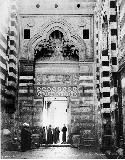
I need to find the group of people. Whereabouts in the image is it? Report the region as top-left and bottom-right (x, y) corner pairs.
(42, 124), (67, 144)
(46, 125), (60, 144)
(21, 123), (67, 152)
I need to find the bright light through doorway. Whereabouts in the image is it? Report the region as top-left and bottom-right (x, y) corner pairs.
(43, 97), (68, 129)
(43, 97), (68, 143)
(51, 99), (67, 129)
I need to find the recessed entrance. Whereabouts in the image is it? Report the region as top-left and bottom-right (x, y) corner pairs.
(43, 96), (70, 143)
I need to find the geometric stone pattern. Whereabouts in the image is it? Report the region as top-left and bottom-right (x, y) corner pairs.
(35, 86), (78, 98)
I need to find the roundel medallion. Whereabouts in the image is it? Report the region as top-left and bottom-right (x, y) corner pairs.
(27, 18), (35, 27)
(79, 18), (86, 27)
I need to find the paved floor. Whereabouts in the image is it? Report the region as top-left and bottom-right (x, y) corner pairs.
(1, 146), (106, 159)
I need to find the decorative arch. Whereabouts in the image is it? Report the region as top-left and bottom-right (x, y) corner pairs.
(27, 19), (86, 61)
(46, 26), (68, 40)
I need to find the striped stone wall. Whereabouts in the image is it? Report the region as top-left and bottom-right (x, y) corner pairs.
(109, 0), (118, 146)
(68, 64), (95, 147)
(7, 0), (19, 114)
(0, 1), (11, 130)
(118, 0), (125, 66)
(95, 0), (119, 149)
(100, 8), (111, 150)
(78, 63), (95, 147)
(95, 1), (111, 150)
(94, 5), (102, 148)
(0, 1), (10, 111)
(117, 0), (125, 150)
(0, 0), (19, 131)
(18, 60), (34, 126)
(17, 59), (96, 146)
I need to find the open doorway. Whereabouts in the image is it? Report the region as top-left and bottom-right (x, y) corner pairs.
(43, 97), (70, 143)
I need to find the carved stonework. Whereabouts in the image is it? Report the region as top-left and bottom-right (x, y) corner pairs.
(23, 45), (28, 54)
(71, 106), (93, 113)
(118, 44), (125, 67)
(20, 15), (93, 62)
(79, 63), (93, 74)
(35, 74), (79, 85)
(34, 32), (80, 62)
(20, 40), (30, 60)
(80, 65), (90, 73)
(71, 114), (93, 122)
(79, 18), (87, 27)
(27, 18), (35, 27)
(35, 86), (78, 98)
(84, 41), (92, 61)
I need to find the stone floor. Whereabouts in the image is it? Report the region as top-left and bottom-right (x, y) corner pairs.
(1, 146), (106, 159)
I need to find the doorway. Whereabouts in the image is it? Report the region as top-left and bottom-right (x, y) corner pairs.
(43, 97), (70, 143)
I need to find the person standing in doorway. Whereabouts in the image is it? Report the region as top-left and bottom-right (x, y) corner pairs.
(56, 127), (60, 143)
(47, 125), (53, 144)
(53, 127), (57, 144)
(42, 127), (46, 144)
(62, 124), (67, 144)
(39, 127), (43, 146)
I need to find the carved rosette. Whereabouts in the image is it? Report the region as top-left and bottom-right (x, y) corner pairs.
(79, 18), (87, 27)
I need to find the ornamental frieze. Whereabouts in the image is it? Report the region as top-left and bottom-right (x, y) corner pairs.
(35, 86), (78, 98)
(35, 74), (79, 85)
(71, 114), (93, 121)
(71, 106), (93, 113)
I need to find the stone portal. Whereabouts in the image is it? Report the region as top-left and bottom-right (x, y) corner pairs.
(18, 15), (96, 146)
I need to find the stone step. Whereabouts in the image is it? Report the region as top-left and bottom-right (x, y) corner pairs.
(82, 139), (95, 147)
(83, 139), (95, 141)
(41, 144), (71, 147)
(41, 143), (96, 148)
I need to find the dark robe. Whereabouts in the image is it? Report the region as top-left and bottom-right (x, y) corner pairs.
(53, 128), (57, 144)
(56, 128), (60, 142)
(39, 127), (43, 145)
(62, 126), (67, 142)
(42, 128), (46, 144)
(47, 127), (53, 144)
(21, 127), (31, 152)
